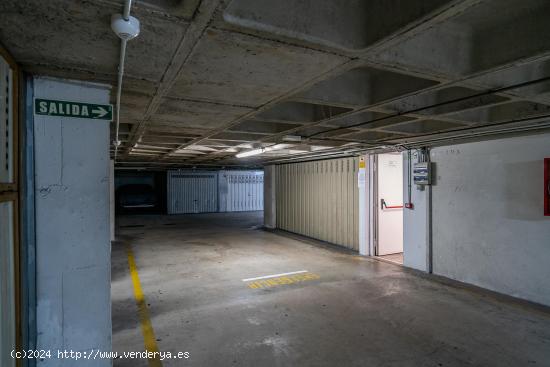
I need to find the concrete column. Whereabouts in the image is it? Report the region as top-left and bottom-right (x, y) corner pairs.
(33, 77), (112, 366)
(402, 150), (429, 272)
(367, 154), (376, 256)
(263, 165), (276, 229)
(358, 155), (368, 255)
(110, 159), (115, 242)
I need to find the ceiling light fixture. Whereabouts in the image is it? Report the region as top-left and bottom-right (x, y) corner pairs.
(282, 135), (302, 142)
(235, 143), (287, 158)
(236, 148), (264, 158)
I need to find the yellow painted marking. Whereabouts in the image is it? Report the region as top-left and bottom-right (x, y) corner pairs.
(126, 244), (163, 367)
(246, 272), (320, 289)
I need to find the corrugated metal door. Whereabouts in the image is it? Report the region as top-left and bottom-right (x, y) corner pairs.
(275, 157), (359, 251)
(167, 171), (218, 214)
(219, 171), (263, 212)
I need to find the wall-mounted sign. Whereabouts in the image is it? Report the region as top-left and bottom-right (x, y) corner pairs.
(34, 98), (113, 120)
(358, 157), (366, 188)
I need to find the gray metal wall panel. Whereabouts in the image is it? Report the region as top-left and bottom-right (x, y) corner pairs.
(167, 171), (218, 214)
(275, 157), (359, 250)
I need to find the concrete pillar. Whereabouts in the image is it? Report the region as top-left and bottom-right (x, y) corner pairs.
(358, 155), (368, 255)
(110, 159), (115, 242)
(402, 150), (429, 272)
(263, 165), (276, 229)
(33, 77), (112, 365)
(368, 154), (376, 256)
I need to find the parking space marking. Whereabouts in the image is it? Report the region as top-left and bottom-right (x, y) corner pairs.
(245, 271), (320, 289)
(242, 270), (308, 282)
(126, 243), (163, 367)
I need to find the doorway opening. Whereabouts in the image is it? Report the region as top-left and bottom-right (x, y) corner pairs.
(375, 153), (404, 265)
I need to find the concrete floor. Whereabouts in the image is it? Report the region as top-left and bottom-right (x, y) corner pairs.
(112, 212), (550, 367)
(378, 253), (404, 265)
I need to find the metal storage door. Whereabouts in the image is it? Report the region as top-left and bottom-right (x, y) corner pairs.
(220, 171), (264, 212)
(275, 157), (359, 251)
(167, 171), (218, 214)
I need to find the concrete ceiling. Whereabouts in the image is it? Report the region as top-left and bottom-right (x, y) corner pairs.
(2, 0), (550, 168)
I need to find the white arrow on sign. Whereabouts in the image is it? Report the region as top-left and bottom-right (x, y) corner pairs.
(92, 106), (108, 118)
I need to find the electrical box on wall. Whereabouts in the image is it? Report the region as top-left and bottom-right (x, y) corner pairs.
(413, 162), (431, 186)
(545, 158), (550, 216)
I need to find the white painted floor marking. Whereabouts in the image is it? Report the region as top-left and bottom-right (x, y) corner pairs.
(242, 270), (308, 282)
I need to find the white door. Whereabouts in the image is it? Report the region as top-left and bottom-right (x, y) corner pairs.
(377, 153), (403, 255)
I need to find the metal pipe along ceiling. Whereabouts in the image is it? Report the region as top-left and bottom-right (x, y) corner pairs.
(114, 0), (133, 162)
(123, 0), (132, 20)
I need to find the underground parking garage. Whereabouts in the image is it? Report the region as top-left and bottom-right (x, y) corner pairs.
(1, 0), (550, 366)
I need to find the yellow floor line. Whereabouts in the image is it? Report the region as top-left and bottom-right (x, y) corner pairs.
(126, 243), (163, 367)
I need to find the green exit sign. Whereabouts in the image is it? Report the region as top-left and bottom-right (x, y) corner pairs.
(34, 98), (113, 120)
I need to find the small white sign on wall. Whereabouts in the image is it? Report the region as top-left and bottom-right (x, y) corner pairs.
(358, 157), (366, 188)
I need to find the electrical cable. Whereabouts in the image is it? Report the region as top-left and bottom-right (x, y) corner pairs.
(305, 75), (550, 139)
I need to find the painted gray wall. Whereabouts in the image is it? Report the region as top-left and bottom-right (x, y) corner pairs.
(263, 165), (276, 229)
(430, 133), (550, 306)
(34, 77), (111, 366)
(402, 151), (429, 272)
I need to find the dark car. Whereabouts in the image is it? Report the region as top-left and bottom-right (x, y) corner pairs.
(116, 184), (157, 210)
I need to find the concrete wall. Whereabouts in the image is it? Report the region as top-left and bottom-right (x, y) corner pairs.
(34, 77), (111, 366)
(430, 133), (550, 306)
(402, 151), (429, 272)
(263, 165), (276, 229)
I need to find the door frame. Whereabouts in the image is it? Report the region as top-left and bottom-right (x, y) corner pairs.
(372, 155), (380, 255)
(0, 45), (19, 193)
(373, 152), (404, 257)
(0, 192), (20, 355)
(0, 43), (21, 365)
